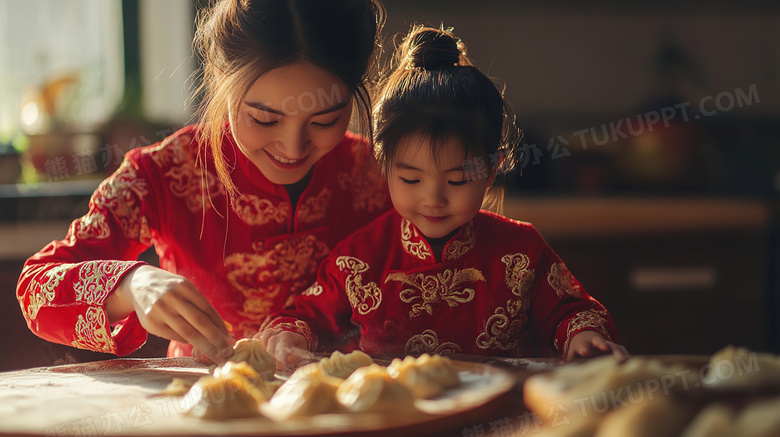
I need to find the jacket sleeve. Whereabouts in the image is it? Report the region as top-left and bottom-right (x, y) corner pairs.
(16, 154), (158, 356)
(527, 232), (618, 359)
(263, 249), (358, 352)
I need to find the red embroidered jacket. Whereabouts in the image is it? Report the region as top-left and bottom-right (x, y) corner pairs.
(16, 126), (390, 356)
(267, 210), (618, 358)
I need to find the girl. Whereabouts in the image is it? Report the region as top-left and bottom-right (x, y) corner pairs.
(260, 25), (628, 365)
(16, 0), (391, 364)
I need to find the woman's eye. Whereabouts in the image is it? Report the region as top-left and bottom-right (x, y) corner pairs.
(313, 118), (339, 129)
(249, 115), (278, 127)
(449, 180), (468, 186)
(400, 178), (419, 185)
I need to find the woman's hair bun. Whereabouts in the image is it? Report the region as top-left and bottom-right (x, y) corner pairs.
(400, 26), (463, 70)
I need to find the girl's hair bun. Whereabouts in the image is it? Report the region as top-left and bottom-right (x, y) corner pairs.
(400, 26), (464, 70)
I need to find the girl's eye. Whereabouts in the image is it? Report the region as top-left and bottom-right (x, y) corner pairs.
(449, 180), (469, 186)
(249, 115), (278, 127)
(400, 177), (419, 185)
(313, 118), (339, 129)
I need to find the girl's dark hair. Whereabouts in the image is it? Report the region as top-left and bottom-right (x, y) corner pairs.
(193, 0), (385, 201)
(374, 25), (521, 212)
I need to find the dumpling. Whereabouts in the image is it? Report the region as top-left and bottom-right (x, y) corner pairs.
(702, 345), (780, 391)
(212, 360), (276, 399)
(336, 364), (415, 413)
(158, 377), (194, 397)
(524, 356), (693, 424)
(596, 394), (695, 437)
(291, 350), (374, 381)
(680, 404), (736, 437)
(732, 397), (780, 436)
(263, 373), (344, 419)
(387, 353), (460, 399)
(181, 364), (268, 420)
(223, 338), (276, 379)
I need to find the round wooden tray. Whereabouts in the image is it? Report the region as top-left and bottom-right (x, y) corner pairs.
(0, 356), (516, 436)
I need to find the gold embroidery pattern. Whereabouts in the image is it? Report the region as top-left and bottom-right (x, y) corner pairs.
(400, 219), (433, 262)
(146, 133), (225, 212)
(226, 235), (330, 333)
(548, 262), (582, 298)
(72, 307), (113, 353)
(386, 268), (485, 318)
(405, 329), (463, 355)
(336, 142), (387, 213)
(73, 212), (110, 241)
(558, 309), (611, 357)
(336, 256), (382, 315)
(237, 285), (282, 339)
(476, 307), (522, 351)
(73, 261), (127, 304)
(234, 194), (289, 226)
(24, 265), (69, 320)
(297, 188), (331, 224)
(443, 221), (475, 261)
(93, 161), (152, 245)
(302, 283), (323, 296)
(503, 253), (535, 299)
(475, 253), (535, 351)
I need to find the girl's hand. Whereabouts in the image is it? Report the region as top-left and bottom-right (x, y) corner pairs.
(107, 265), (234, 364)
(565, 330), (630, 363)
(255, 329), (310, 370)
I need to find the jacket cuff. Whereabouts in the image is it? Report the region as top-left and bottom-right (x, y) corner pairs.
(554, 309), (612, 358)
(265, 316), (317, 351)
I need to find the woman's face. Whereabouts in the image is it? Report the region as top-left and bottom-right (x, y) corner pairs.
(230, 62), (354, 185)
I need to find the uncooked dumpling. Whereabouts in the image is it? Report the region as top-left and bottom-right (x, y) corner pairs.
(732, 397), (780, 437)
(524, 356), (693, 424)
(387, 353), (460, 398)
(225, 338), (276, 378)
(703, 345), (780, 391)
(181, 364), (268, 420)
(158, 377), (194, 397)
(213, 360), (276, 399)
(336, 364), (415, 413)
(291, 350), (374, 381)
(680, 404), (736, 437)
(263, 373), (344, 419)
(595, 394), (695, 437)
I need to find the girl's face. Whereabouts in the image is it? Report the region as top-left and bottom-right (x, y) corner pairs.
(388, 133), (490, 239)
(230, 62), (354, 185)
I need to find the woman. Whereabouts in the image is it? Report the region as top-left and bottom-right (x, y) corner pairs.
(16, 0), (390, 364)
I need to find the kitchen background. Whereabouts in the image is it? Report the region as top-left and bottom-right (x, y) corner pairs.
(1, 0), (778, 370)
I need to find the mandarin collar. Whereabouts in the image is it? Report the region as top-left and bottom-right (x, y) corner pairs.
(399, 215), (476, 263)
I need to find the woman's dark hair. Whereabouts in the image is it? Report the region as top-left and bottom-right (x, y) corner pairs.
(193, 0), (384, 201)
(374, 25), (521, 211)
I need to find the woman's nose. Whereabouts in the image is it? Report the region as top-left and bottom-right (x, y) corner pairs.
(277, 126), (309, 159)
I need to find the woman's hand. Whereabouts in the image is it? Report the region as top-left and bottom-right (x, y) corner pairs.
(255, 329), (310, 370)
(565, 330), (630, 363)
(107, 265), (234, 363)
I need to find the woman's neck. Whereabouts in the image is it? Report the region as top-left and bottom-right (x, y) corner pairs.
(283, 169), (313, 210)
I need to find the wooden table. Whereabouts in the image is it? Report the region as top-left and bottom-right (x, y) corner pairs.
(0, 355), (553, 437)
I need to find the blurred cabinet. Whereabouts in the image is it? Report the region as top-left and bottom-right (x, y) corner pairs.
(504, 196), (775, 355)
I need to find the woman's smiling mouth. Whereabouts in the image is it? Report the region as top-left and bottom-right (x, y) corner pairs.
(264, 150), (307, 169)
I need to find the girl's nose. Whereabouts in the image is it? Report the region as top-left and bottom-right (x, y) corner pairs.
(422, 183), (448, 207)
